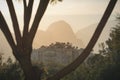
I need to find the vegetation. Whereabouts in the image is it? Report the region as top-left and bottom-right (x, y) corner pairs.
(0, 25), (120, 80)
(0, 0), (118, 80)
(0, 55), (23, 80)
(0, 16), (120, 80)
(61, 15), (120, 80)
(98, 15), (120, 80)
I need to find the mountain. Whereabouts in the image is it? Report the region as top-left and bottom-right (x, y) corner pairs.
(1, 19), (117, 59)
(33, 20), (84, 48)
(76, 20), (117, 52)
(0, 20), (84, 59)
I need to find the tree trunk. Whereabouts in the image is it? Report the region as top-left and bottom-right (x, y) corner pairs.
(20, 57), (33, 80)
(13, 50), (42, 80)
(19, 55), (42, 80)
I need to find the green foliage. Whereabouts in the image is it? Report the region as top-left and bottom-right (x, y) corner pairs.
(0, 55), (24, 80)
(97, 15), (120, 80)
(99, 64), (120, 80)
(106, 17), (120, 64)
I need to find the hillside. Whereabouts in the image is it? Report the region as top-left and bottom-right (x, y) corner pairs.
(76, 20), (117, 52)
(0, 20), (84, 59)
(33, 20), (84, 48)
(32, 43), (83, 67)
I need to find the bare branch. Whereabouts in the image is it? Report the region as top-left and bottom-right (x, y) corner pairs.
(23, 0), (27, 36)
(46, 0), (118, 80)
(23, 0), (34, 38)
(23, 0), (27, 8)
(29, 0), (49, 44)
(6, 0), (22, 46)
(0, 12), (16, 53)
(28, 0), (34, 8)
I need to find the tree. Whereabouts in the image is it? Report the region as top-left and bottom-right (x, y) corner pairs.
(0, 54), (23, 80)
(98, 15), (120, 80)
(106, 15), (120, 64)
(0, 0), (117, 80)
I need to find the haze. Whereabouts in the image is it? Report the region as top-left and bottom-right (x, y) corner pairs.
(0, 0), (120, 32)
(0, 0), (120, 59)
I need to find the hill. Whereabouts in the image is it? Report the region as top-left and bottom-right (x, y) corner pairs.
(33, 20), (84, 48)
(0, 20), (84, 59)
(76, 20), (117, 52)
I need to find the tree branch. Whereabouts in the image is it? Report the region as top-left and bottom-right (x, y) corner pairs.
(29, 0), (49, 44)
(46, 0), (118, 80)
(23, 0), (34, 38)
(6, 0), (21, 46)
(23, 0), (27, 35)
(23, 0), (27, 8)
(0, 12), (16, 54)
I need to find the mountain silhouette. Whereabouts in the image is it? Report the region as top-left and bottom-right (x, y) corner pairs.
(0, 20), (116, 58)
(33, 20), (84, 48)
(0, 20), (84, 59)
(47, 20), (76, 41)
(76, 20), (117, 52)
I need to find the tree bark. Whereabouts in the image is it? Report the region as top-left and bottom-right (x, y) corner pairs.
(19, 55), (34, 80)
(13, 49), (42, 80)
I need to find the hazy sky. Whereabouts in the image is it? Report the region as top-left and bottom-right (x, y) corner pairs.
(0, 0), (120, 32)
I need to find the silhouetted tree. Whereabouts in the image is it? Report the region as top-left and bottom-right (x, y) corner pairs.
(0, 0), (117, 80)
(84, 15), (120, 80)
(98, 15), (120, 80)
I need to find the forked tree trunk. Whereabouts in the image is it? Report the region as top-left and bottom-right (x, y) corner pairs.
(14, 50), (42, 80)
(0, 0), (49, 80)
(0, 0), (117, 80)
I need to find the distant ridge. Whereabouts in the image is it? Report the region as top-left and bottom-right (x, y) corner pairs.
(33, 20), (84, 48)
(0, 20), (117, 58)
(1, 20), (84, 58)
(76, 20), (117, 52)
